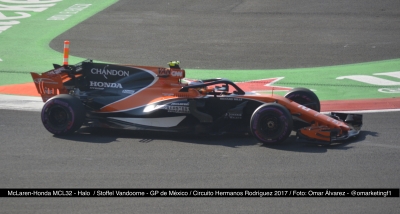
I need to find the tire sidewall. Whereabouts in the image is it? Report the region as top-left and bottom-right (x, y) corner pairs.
(41, 95), (84, 135)
(284, 88), (320, 112)
(250, 104), (292, 144)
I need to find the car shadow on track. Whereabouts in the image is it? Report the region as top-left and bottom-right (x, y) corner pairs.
(54, 127), (259, 148)
(261, 136), (346, 153)
(262, 130), (377, 153)
(53, 128), (377, 153)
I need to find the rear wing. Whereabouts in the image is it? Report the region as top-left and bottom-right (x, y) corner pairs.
(31, 40), (77, 102)
(31, 60), (87, 102)
(31, 68), (68, 102)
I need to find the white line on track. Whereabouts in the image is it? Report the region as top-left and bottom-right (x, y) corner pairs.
(0, 94), (43, 111)
(321, 109), (400, 114)
(0, 94), (399, 113)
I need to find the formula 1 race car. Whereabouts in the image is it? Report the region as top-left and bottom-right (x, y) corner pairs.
(31, 44), (362, 145)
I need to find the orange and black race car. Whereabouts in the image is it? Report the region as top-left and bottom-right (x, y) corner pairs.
(31, 60), (362, 143)
(31, 57), (362, 145)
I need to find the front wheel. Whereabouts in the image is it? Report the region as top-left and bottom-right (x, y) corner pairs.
(41, 94), (85, 135)
(284, 88), (320, 130)
(284, 87), (320, 112)
(250, 103), (293, 144)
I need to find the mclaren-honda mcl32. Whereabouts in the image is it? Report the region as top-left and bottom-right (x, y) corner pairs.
(31, 45), (362, 145)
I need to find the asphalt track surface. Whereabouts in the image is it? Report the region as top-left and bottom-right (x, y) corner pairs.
(2, 0), (400, 213)
(51, 0), (400, 69)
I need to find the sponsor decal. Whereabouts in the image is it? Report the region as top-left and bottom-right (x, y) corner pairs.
(34, 78), (58, 85)
(169, 102), (189, 113)
(91, 65), (130, 79)
(122, 89), (136, 94)
(0, 0), (62, 34)
(47, 4), (91, 21)
(143, 103), (190, 114)
(298, 104), (311, 112)
(220, 98), (242, 101)
(158, 68), (184, 78)
(158, 68), (169, 77)
(89, 81), (122, 89)
(43, 87), (56, 95)
(47, 67), (65, 75)
(171, 102), (189, 106)
(171, 70), (183, 77)
(226, 113), (242, 119)
(167, 105), (189, 113)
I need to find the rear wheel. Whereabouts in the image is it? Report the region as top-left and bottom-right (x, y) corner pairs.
(41, 94), (85, 135)
(250, 103), (293, 144)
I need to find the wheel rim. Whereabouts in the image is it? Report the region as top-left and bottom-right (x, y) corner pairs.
(258, 113), (282, 139)
(47, 106), (70, 129)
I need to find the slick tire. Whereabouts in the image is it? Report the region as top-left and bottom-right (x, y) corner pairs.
(284, 88), (320, 112)
(250, 103), (293, 144)
(41, 94), (85, 135)
(284, 88), (320, 130)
